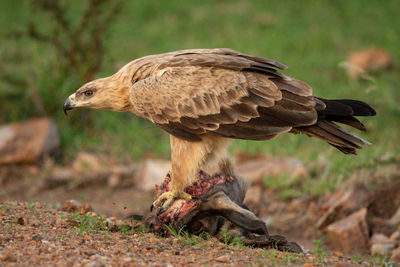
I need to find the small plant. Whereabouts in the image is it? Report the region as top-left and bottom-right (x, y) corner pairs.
(230, 236), (245, 247)
(287, 254), (299, 264)
(119, 224), (131, 235)
(0, 204), (12, 214)
(311, 240), (325, 264)
(372, 254), (391, 266)
(25, 202), (36, 210)
(255, 257), (265, 264)
(351, 254), (361, 264)
(134, 223), (150, 234)
(165, 224), (200, 246)
(220, 227), (230, 245)
(282, 253), (298, 265)
(266, 250), (277, 266)
(66, 212), (107, 235)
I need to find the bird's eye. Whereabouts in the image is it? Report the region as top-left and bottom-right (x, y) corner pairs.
(84, 89), (94, 97)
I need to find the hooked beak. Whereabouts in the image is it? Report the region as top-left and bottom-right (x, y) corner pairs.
(63, 94), (75, 115)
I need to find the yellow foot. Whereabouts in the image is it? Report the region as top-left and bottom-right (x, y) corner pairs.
(152, 191), (192, 210)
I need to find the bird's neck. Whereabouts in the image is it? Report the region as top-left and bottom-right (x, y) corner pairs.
(107, 73), (139, 114)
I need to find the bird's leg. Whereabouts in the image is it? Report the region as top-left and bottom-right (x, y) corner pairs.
(152, 136), (208, 209)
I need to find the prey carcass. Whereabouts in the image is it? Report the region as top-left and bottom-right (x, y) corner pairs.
(134, 165), (302, 253)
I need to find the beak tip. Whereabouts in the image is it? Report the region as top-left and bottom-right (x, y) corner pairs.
(63, 97), (74, 116)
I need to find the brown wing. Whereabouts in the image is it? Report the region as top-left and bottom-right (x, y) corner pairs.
(129, 50), (318, 141)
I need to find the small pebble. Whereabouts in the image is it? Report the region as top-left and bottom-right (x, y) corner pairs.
(332, 251), (343, 257)
(0, 251), (17, 262)
(16, 217), (25, 225)
(215, 255), (230, 263)
(371, 243), (394, 256)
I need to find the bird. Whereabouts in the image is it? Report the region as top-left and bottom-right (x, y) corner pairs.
(63, 48), (376, 209)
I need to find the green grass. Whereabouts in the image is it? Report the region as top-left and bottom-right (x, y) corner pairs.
(165, 224), (204, 246)
(1, 0), (399, 196)
(64, 212), (108, 235)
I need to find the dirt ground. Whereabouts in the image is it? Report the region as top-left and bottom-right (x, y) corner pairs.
(1, 200), (370, 267)
(2, 167), (399, 266)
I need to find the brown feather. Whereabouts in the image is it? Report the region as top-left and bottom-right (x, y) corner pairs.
(125, 48), (374, 154)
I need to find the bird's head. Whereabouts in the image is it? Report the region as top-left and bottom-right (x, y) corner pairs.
(63, 76), (132, 115)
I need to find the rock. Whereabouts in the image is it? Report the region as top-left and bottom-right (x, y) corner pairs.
(369, 217), (393, 237)
(388, 206), (400, 226)
(84, 260), (106, 267)
(84, 249), (98, 256)
(371, 243), (394, 256)
(0, 118), (59, 164)
(332, 251), (343, 257)
(215, 255), (230, 263)
(0, 251), (17, 262)
(368, 182), (400, 220)
(316, 183), (372, 229)
(16, 217), (25, 225)
(72, 152), (103, 173)
(62, 200), (92, 214)
(107, 174), (121, 188)
(391, 247), (400, 263)
(345, 48), (392, 81)
(370, 233), (391, 245)
(243, 185), (262, 206)
(236, 155), (307, 185)
(333, 263), (353, 267)
(105, 218), (119, 231)
(326, 208), (369, 252)
(134, 159), (171, 191)
(390, 231), (400, 246)
(63, 199), (82, 212)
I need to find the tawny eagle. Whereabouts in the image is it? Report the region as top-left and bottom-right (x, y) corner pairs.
(63, 48), (376, 208)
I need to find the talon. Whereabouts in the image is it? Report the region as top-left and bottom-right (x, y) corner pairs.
(152, 191), (192, 210)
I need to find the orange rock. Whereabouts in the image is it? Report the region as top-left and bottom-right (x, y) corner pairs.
(391, 247), (400, 263)
(326, 208), (369, 252)
(62, 200), (82, 212)
(236, 155), (307, 185)
(0, 118), (59, 164)
(390, 231), (400, 246)
(134, 159), (171, 192)
(316, 183), (372, 229)
(333, 262), (353, 267)
(346, 48), (392, 81)
(243, 185), (262, 206)
(371, 243), (394, 256)
(332, 251), (343, 257)
(370, 233), (391, 245)
(72, 152), (103, 173)
(215, 255), (230, 263)
(109, 216), (118, 222)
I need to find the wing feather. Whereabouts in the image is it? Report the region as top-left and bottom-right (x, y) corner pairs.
(129, 50), (318, 141)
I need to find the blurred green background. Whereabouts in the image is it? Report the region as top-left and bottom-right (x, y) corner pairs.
(1, 0), (399, 196)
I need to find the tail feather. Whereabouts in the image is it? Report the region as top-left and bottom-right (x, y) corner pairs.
(323, 116), (366, 131)
(296, 98), (376, 154)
